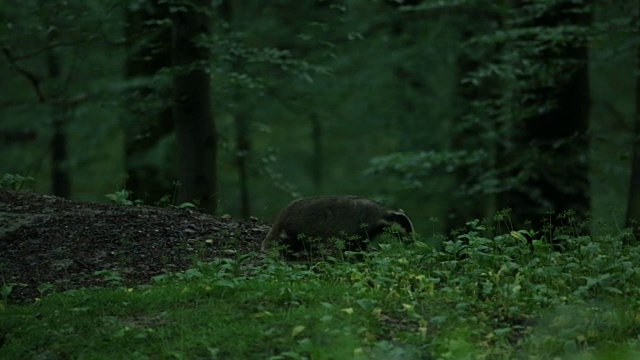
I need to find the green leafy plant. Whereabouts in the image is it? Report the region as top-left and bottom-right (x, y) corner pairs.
(36, 283), (56, 298)
(0, 173), (35, 190)
(1, 282), (25, 305)
(93, 270), (125, 286)
(105, 189), (143, 206)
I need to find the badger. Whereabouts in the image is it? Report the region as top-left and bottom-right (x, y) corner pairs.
(260, 195), (414, 257)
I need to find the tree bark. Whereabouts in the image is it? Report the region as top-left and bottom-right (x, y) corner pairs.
(124, 2), (174, 202)
(625, 2), (640, 236)
(310, 112), (323, 192)
(171, 0), (217, 212)
(46, 27), (71, 198)
(498, 0), (591, 229)
(235, 112), (251, 218)
(50, 106), (70, 198)
(446, 6), (503, 234)
(220, 0), (255, 217)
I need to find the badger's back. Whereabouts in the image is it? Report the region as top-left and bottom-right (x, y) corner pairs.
(276, 196), (386, 239)
(261, 195), (413, 253)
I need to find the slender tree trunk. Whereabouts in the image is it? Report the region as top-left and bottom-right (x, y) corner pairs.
(625, 3), (640, 235)
(498, 0), (591, 229)
(446, 7), (503, 234)
(124, 2), (173, 202)
(310, 112), (323, 191)
(171, 0), (217, 212)
(50, 107), (70, 197)
(46, 28), (70, 198)
(235, 112), (251, 218)
(220, 0), (256, 217)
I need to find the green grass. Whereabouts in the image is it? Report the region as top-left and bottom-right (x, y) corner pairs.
(2, 225), (640, 359)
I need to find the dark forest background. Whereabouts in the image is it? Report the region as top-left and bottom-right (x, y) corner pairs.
(1, 0), (638, 240)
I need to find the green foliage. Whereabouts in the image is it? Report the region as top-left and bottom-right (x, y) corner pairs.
(0, 282), (25, 306)
(205, 34), (332, 93)
(3, 226), (640, 358)
(104, 185), (199, 209)
(105, 189), (143, 206)
(367, 150), (489, 191)
(366, 0), (607, 227)
(93, 270), (125, 286)
(0, 173), (35, 190)
(36, 283), (56, 297)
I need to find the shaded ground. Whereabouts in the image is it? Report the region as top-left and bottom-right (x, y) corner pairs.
(0, 189), (269, 303)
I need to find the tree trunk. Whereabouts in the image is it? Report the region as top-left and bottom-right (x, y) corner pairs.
(171, 0), (217, 213)
(498, 0), (591, 229)
(235, 112), (251, 218)
(625, 5), (640, 236)
(46, 28), (71, 198)
(446, 7), (503, 234)
(124, 2), (174, 202)
(220, 0), (256, 217)
(50, 106), (70, 198)
(310, 112), (323, 192)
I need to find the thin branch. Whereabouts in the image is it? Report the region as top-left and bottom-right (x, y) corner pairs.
(3, 38), (95, 61)
(1, 45), (46, 103)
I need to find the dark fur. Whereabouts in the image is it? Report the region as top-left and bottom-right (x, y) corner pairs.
(260, 195), (414, 255)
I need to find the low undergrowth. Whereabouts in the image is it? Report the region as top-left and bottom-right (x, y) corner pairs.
(2, 223), (640, 359)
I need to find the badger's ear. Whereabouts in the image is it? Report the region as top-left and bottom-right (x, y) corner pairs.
(385, 211), (414, 234)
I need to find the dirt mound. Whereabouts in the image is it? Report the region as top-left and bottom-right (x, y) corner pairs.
(0, 189), (269, 303)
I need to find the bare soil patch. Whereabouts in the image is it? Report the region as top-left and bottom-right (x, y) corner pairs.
(0, 189), (269, 303)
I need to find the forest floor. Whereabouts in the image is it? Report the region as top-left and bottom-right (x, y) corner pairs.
(3, 190), (640, 358)
(0, 189), (269, 303)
